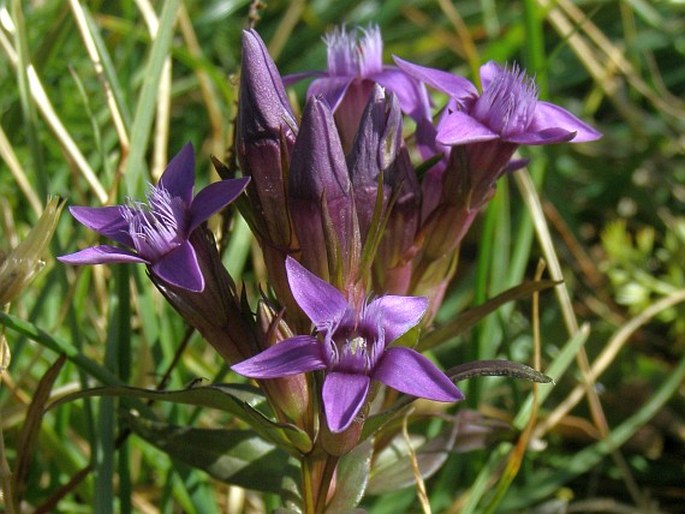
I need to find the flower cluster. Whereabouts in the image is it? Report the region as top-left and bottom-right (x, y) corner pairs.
(60, 23), (600, 511)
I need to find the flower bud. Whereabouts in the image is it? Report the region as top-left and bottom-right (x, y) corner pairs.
(237, 29), (301, 309)
(0, 197), (64, 305)
(347, 87), (420, 292)
(288, 96), (360, 286)
(254, 300), (312, 432)
(237, 29), (298, 249)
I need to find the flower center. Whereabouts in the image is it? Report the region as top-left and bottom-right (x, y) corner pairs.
(121, 186), (187, 261)
(325, 326), (380, 375)
(471, 64), (538, 138)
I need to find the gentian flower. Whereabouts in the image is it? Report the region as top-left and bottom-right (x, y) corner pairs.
(287, 25), (431, 149)
(232, 257), (463, 433)
(395, 58), (602, 147)
(59, 144), (249, 292)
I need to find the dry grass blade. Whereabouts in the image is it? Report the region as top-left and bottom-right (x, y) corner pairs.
(0, 7), (108, 203)
(534, 287), (685, 440)
(134, 0), (172, 180)
(177, 4), (224, 156)
(402, 408), (431, 514)
(12, 355), (67, 508)
(68, 0), (130, 151)
(538, 0), (685, 123)
(0, 123), (42, 216)
(515, 168), (646, 508)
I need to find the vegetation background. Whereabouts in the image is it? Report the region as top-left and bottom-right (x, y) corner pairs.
(0, 0), (684, 512)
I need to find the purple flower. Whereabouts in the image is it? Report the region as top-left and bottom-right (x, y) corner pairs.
(395, 58), (602, 146)
(232, 257), (463, 433)
(59, 144), (249, 292)
(287, 26), (431, 149)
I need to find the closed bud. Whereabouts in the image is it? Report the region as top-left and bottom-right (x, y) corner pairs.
(237, 29), (300, 309)
(255, 301), (312, 432)
(0, 197), (64, 305)
(348, 87), (420, 292)
(288, 96), (359, 285)
(237, 28), (298, 248)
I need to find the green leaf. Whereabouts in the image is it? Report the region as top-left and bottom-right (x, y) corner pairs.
(446, 360), (553, 384)
(126, 414), (299, 494)
(325, 440), (373, 513)
(361, 360), (550, 442)
(418, 279), (558, 351)
(49, 383), (312, 453)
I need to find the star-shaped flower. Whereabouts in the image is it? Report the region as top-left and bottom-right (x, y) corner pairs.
(288, 26), (431, 122)
(394, 58), (602, 146)
(59, 144), (249, 292)
(232, 257), (463, 433)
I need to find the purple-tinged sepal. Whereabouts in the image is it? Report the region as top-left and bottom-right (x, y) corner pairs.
(150, 226), (260, 365)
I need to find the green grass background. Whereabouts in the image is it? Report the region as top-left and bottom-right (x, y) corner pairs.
(1, 0), (684, 512)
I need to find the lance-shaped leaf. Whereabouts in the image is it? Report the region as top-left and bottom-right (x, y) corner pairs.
(126, 413), (299, 494)
(48, 383), (312, 453)
(325, 440), (373, 513)
(361, 360), (551, 442)
(418, 279), (558, 351)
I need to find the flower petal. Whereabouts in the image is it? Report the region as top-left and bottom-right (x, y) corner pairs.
(479, 61), (503, 91)
(151, 240), (204, 292)
(159, 143), (195, 205)
(531, 101), (602, 143)
(322, 372), (370, 432)
(373, 68), (432, 122)
(436, 111), (500, 146)
(188, 177), (250, 233)
(306, 76), (352, 112)
(285, 256), (348, 329)
(393, 56), (478, 101)
(506, 127), (576, 145)
(231, 335), (326, 379)
(69, 206), (133, 247)
(374, 347), (464, 402)
(282, 70), (323, 87)
(58, 245), (147, 265)
(365, 295), (428, 343)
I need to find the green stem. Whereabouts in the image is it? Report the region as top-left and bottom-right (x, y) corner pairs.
(301, 454), (317, 514)
(315, 455), (339, 514)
